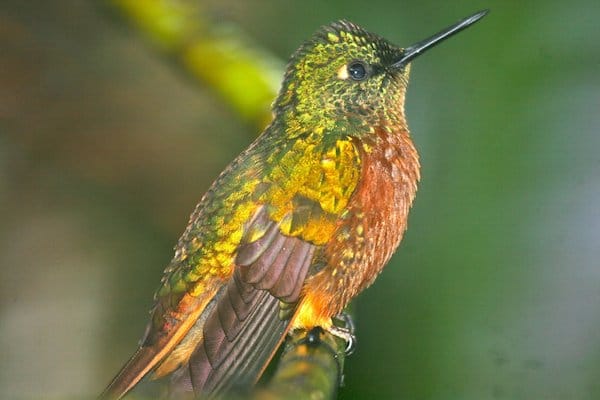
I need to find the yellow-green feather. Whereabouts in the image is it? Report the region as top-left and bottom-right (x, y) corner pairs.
(150, 122), (362, 339)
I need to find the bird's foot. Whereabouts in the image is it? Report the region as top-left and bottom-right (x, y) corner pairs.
(328, 313), (356, 355)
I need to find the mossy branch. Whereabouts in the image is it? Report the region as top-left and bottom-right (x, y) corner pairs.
(254, 328), (347, 400)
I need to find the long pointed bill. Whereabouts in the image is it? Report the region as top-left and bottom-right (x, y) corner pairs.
(392, 9), (489, 69)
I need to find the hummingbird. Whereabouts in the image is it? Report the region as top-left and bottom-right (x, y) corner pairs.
(100, 10), (488, 399)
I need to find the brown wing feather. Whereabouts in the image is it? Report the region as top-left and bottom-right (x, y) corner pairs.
(170, 207), (316, 398)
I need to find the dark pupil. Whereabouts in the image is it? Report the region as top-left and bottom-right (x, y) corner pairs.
(348, 62), (367, 80)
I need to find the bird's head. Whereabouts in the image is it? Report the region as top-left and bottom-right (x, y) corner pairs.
(273, 11), (488, 135)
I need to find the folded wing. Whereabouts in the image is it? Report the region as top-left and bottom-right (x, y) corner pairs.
(170, 206), (316, 397)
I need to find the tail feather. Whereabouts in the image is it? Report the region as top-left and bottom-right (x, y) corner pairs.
(169, 235), (315, 398)
(98, 347), (160, 400)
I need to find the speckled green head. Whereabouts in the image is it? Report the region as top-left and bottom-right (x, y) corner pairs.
(274, 11), (489, 129)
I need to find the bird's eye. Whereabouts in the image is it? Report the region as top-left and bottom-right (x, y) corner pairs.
(347, 61), (368, 81)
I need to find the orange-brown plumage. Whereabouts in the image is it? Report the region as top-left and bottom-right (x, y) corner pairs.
(100, 11), (487, 400)
(294, 125), (419, 329)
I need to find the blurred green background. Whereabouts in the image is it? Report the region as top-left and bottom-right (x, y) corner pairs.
(1, 1), (599, 399)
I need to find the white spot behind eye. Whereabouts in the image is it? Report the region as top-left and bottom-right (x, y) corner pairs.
(337, 64), (349, 80)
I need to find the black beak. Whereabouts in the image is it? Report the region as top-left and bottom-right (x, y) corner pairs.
(392, 9), (489, 69)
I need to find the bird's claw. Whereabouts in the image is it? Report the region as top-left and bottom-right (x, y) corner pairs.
(329, 313), (356, 355)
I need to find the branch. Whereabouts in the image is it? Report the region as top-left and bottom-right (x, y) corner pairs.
(254, 328), (347, 400)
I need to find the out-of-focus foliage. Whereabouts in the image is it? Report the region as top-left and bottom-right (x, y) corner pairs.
(109, 0), (282, 127)
(1, 1), (599, 399)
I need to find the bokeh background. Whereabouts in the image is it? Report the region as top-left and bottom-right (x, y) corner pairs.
(2, 1), (599, 399)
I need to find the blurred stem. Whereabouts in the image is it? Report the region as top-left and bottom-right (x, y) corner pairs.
(108, 0), (283, 129)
